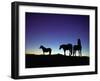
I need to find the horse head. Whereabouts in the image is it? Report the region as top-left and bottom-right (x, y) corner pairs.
(59, 45), (63, 50)
(39, 45), (44, 49)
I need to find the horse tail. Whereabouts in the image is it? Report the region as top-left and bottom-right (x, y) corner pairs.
(49, 48), (52, 55)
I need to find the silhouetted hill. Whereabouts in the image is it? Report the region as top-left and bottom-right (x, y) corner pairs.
(25, 54), (89, 68)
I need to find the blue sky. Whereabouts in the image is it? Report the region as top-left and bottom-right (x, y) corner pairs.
(25, 12), (89, 56)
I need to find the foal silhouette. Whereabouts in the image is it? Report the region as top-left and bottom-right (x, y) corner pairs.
(73, 39), (82, 56)
(59, 44), (72, 56)
(39, 45), (52, 55)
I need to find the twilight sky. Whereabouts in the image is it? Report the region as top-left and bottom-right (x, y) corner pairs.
(25, 12), (89, 56)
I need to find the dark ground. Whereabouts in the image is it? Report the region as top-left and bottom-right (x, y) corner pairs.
(25, 54), (89, 68)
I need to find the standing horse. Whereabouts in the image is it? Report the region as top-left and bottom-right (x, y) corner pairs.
(73, 39), (82, 56)
(39, 45), (52, 55)
(59, 44), (72, 56)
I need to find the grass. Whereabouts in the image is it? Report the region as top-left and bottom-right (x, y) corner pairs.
(25, 54), (89, 68)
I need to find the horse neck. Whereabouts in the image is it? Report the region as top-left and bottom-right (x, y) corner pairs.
(41, 46), (46, 50)
(60, 46), (63, 49)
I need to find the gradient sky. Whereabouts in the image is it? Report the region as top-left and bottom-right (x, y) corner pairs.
(25, 12), (89, 56)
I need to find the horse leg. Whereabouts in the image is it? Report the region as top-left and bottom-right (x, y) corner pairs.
(69, 50), (71, 56)
(73, 51), (74, 56)
(75, 51), (76, 56)
(70, 49), (72, 56)
(43, 51), (44, 55)
(79, 50), (82, 56)
(49, 51), (50, 55)
(74, 51), (76, 56)
(73, 50), (75, 56)
(49, 50), (51, 55)
(80, 50), (82, 56)
(73, 52), (75, 56)
(64, 50), (66, 56)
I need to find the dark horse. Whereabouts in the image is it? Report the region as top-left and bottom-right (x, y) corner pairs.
(39, 45), (52, 55)
(59, 44), (72, 56)
(73, 39), (82, 56)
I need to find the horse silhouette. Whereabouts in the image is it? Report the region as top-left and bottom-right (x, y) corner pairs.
(73, 39), (82, 56)
(39, 45), (52, 55)
(59, 44), (72, 56)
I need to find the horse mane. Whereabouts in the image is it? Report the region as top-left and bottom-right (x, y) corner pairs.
(40, 45), (45, 48)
